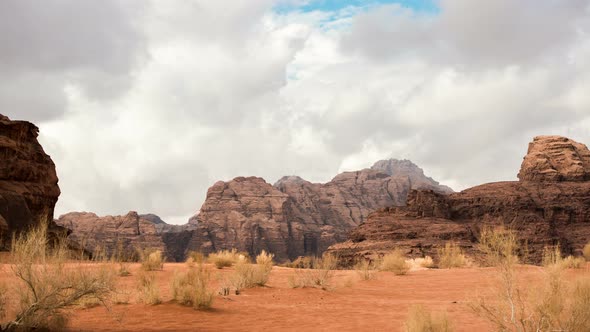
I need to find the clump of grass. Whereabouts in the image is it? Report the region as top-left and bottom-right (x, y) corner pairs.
(171, 264), (214, 310)
(136, 270), (161, 305)
(186, 251), (205, 267)
(438, 242), (467, 269)
(562, 255), (586, 269)
(283, 256), (313, 269)
(139, 248), (164, 271)
(379, 249), (410, 275)
(230, 251), (275, 293)
(583, 242), (590, 262)
(478, 226), (519, 267)
(208, 249), (242, 269)
(4, 222), (116, 331)
(288, 254), (337, 290)
(354, 259), (377, 281)
(405, 305), (454, 332)
(420, 256), (434, 268)
(471, 227), (590, 331)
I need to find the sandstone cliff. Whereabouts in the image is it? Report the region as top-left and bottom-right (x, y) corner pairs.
(328, 136), (590, 266)
(0, 114), (62, 248)
(186, 161), (453, 261)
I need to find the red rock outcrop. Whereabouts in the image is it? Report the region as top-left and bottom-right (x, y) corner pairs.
(56, 211), (167, 259)
(0, 114), (62, 247)
(329, 136), (590, 266)
(186, 161), (453, 261)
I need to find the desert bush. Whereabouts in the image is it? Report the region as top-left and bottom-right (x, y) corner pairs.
(478, 226), (519, 267)
(471, 228), (590, 331)
(4, 222), (116, 331)
(438, 242), (467, 269)
(139, 248), (164, 271)
(405, 305), (454, 332)
(583, 242), (590, 261)
(283, 256), (313, 269)
(186, 251), (205, 266)
(136, 270), (161, 305)
(254, 250), (274, 285)
(288, 253), (337, 290)
(562, 255), (586, 269)
(208, 249), (242, 269)
(420, 256), (434, 268)
(354, 259), (377, 281)
(379, 250), (410, 275)
(230, 251), (275, 292)
(172, 264), (214, 310)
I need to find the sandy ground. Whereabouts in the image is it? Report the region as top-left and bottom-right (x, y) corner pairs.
(1, 262), (588, 331)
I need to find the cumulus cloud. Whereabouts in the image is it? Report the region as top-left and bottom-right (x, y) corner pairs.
(4, 0), (590, 223)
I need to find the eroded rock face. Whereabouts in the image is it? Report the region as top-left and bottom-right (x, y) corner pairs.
(518, 135), (590, 182)
(329, 136), (590, 266)
(55, 211), (167, 259)
(186, 161), (453, 261)
(0, 114), (62, 247)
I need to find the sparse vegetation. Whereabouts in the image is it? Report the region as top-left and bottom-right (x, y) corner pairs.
(230, 250), (275, 292)
(139, 248), (164, 271)
(471, 227), (590, 331)
(562, 255), (586, 269)
(136, 270), (161, 305)
(288, 253), (337, 290)
(420, 256), (434, 268)
(379, 249), (410, 275)
(583, 242), (590, 261)
(186, 251), (205, 266)
(404, 305), (454, 332)
(208, 249), (243, 269)
(171, 263), (214, 310)
(354, 259), (377, 281)
(438, 242), (467, 269)
(3, 222), (116, 331)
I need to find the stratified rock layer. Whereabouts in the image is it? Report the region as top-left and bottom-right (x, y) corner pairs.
(186, 161), (453, 261)
(0, 114), (61, 247)
(329, 136), (590, 266)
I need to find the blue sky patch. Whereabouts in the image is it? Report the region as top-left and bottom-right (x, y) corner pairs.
(275, 0), (439, 14)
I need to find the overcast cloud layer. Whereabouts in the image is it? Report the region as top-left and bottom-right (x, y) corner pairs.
(2, 0), (590, 224)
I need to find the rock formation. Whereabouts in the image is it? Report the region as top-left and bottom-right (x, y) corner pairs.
(328, 136), (590, 266)
(0, 114), (62, 248)
(185, 160), (452, 261)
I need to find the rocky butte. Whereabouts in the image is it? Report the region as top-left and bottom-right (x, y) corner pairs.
(57, 159), (452, 261)
(328, 135), (590, 265)
(0, 114), (63, 248)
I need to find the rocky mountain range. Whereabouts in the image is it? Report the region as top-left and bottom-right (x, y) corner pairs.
(328, 135), (590, 265)
(56, 159), (453, 261)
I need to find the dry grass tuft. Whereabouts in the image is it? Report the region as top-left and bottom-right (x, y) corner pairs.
(420, 256), (434, 268)
(231, 251), (275, 292)
(404, 305), (454, 332)
(186, 251), (205, 267)
(438, 242), (467, 269)
(208, 249), (243, 269)
(354, 259), (377, 281)
(562, 255), (586, 269)
(171, 264), (214, 310)
(139, 249), (164, 271)
(288, 254), (337, 290)
(136, 270), (161, 305)
(379, 250), (410, 275)
(4, 222), (116, 331)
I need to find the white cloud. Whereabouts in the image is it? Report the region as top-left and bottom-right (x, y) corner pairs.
(4, 0), (590, 223)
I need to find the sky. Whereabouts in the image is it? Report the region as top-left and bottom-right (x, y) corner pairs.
(2, 0), (590, 224)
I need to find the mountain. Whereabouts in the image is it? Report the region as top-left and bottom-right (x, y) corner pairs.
(328, 136), (590, 265)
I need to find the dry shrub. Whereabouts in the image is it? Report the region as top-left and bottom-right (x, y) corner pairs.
(208, 249), (242, 269)
(583, 242), (590, 261)
(354, 259), (377, 281)
(139, 249), (164, 271)
(136, 270), (161, 305)
(438, 242), (467, 269)
(4, 222), (116, 331)
(379, 250), (410, 275)
(283, 256), (313, 269)
(0, 283), (7, 320)
(405, 305), (454, 332)
(562, 255), (586, 269)
(111, 240), (132, 276)
(171, 264), (214, 310)
(288, 254), (337, 290)
(478, 226), (519, 267)
(186, 251), (205, 266)
(471, 227), (590, 331)
(420, 256), (434, 268)
(230, 251), (274, 292)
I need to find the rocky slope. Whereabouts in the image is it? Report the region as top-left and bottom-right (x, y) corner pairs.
(0, 114), (63, 248)
(185, 160), (452, 261)
(59, 159), (451, 261)
(328, 135), (590, 266)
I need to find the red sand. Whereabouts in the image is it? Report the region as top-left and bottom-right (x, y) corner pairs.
(1, 263), (588, 331)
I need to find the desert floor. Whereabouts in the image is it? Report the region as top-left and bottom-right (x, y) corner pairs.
(1, 262), (588, 331)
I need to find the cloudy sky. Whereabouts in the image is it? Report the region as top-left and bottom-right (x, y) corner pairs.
(3, 0), (590, 224)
